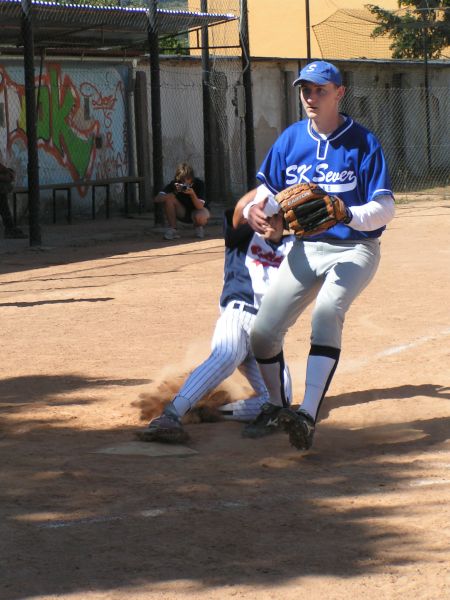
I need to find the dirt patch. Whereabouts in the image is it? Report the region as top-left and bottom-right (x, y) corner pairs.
(1, 201), (449, 599)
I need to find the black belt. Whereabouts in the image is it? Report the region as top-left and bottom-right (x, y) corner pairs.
(233, 302), (258, 315)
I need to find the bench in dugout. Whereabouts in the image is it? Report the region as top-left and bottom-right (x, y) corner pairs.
(12, 176), (145, 224)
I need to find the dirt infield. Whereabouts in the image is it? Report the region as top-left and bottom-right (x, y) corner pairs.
(1, 200), (449, 600)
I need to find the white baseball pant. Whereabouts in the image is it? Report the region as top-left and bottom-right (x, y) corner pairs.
(251, 238), (381, 358)
(172, 300), (292, 421)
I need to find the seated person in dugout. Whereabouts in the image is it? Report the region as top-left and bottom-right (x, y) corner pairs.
(154, 162), (210, 240)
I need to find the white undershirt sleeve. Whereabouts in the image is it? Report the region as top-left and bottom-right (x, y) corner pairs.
(242, 184), (280, 219)
(347, 195), (395, 231)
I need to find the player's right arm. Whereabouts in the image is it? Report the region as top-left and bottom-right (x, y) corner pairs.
(232, 188), (257, 227)
(233, 185), (280, 234)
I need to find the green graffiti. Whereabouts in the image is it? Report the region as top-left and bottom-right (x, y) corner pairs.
(48, 68), (94, 178)
(19, 66), (95, 179)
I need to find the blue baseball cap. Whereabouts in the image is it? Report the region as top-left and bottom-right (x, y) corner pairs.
(293, 61), (342, 86)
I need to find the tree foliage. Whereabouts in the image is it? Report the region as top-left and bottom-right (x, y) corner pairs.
(159, 34), (189, 55)
(367, 0), (450, 59)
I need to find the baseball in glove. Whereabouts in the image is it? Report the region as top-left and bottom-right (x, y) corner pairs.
(275, 182), (351, 238)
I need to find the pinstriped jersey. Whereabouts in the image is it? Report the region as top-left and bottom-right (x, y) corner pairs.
(257, 115), (394, 240)
(219, 210), (294, 310)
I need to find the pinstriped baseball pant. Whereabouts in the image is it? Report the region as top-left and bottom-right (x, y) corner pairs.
(173, 301), (270, 416)
(251, 238), (381, 359)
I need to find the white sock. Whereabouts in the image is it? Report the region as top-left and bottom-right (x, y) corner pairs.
(219, 395), (269, 422)
(300, 354), (337, 421)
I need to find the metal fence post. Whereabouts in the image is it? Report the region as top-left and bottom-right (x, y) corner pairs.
(201, 0), (214, 205)
(21, 0), (41, 245)
(240, 0), (256, 189)
(147, 0), (164, 225)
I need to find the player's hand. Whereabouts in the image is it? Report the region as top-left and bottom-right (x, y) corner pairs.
(247, 200), (270, 234)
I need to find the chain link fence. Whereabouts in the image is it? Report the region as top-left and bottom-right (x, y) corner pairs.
(153, 0), (245, 203)
(154, 57), (245, 202)
(341, 85), (450, 199)
(313, 7), (450, 62)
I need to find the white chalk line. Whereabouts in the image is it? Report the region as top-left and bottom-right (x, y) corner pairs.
(378, 328), (450, 358)
(40, 514), (126, 529)
(35, 500), (248, 529)
(409, 478), (450, 488)
(340, 327), (450, 373)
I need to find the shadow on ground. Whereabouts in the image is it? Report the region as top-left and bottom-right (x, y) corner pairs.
(1, 373), (449, 598)
(0, 219), (225, 278)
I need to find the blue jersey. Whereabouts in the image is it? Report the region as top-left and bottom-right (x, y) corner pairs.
(220, 210), (294, 309)
(257, 116), (393, 240)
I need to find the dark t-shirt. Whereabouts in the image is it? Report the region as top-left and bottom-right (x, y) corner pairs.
(163, 177), (207, 223)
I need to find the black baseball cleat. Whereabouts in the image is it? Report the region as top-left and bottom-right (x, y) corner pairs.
(242, 402), (283, 438)
(278, 408), (315, 450)
(136, 407), (189, 444)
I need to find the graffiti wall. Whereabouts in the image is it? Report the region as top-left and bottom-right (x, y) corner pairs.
(0, 60), (130, 212)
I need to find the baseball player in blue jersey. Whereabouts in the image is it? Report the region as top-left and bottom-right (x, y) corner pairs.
(136, 194), (294, 444)
(242, 61), (396, 450)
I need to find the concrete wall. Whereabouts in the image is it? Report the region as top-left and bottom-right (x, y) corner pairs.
(250, 61), (301, 168)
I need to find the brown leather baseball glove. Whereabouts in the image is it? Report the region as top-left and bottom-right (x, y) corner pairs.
(275, 182), (350, 238)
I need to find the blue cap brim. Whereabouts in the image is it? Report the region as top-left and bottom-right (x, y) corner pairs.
(292, 74), (336, 87)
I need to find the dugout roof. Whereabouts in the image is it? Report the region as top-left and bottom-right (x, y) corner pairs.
(0, 0), (236, 55)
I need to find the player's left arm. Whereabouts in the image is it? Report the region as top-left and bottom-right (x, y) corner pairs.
(345, 195), (395, 231)
(346, 142), (395, 231)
